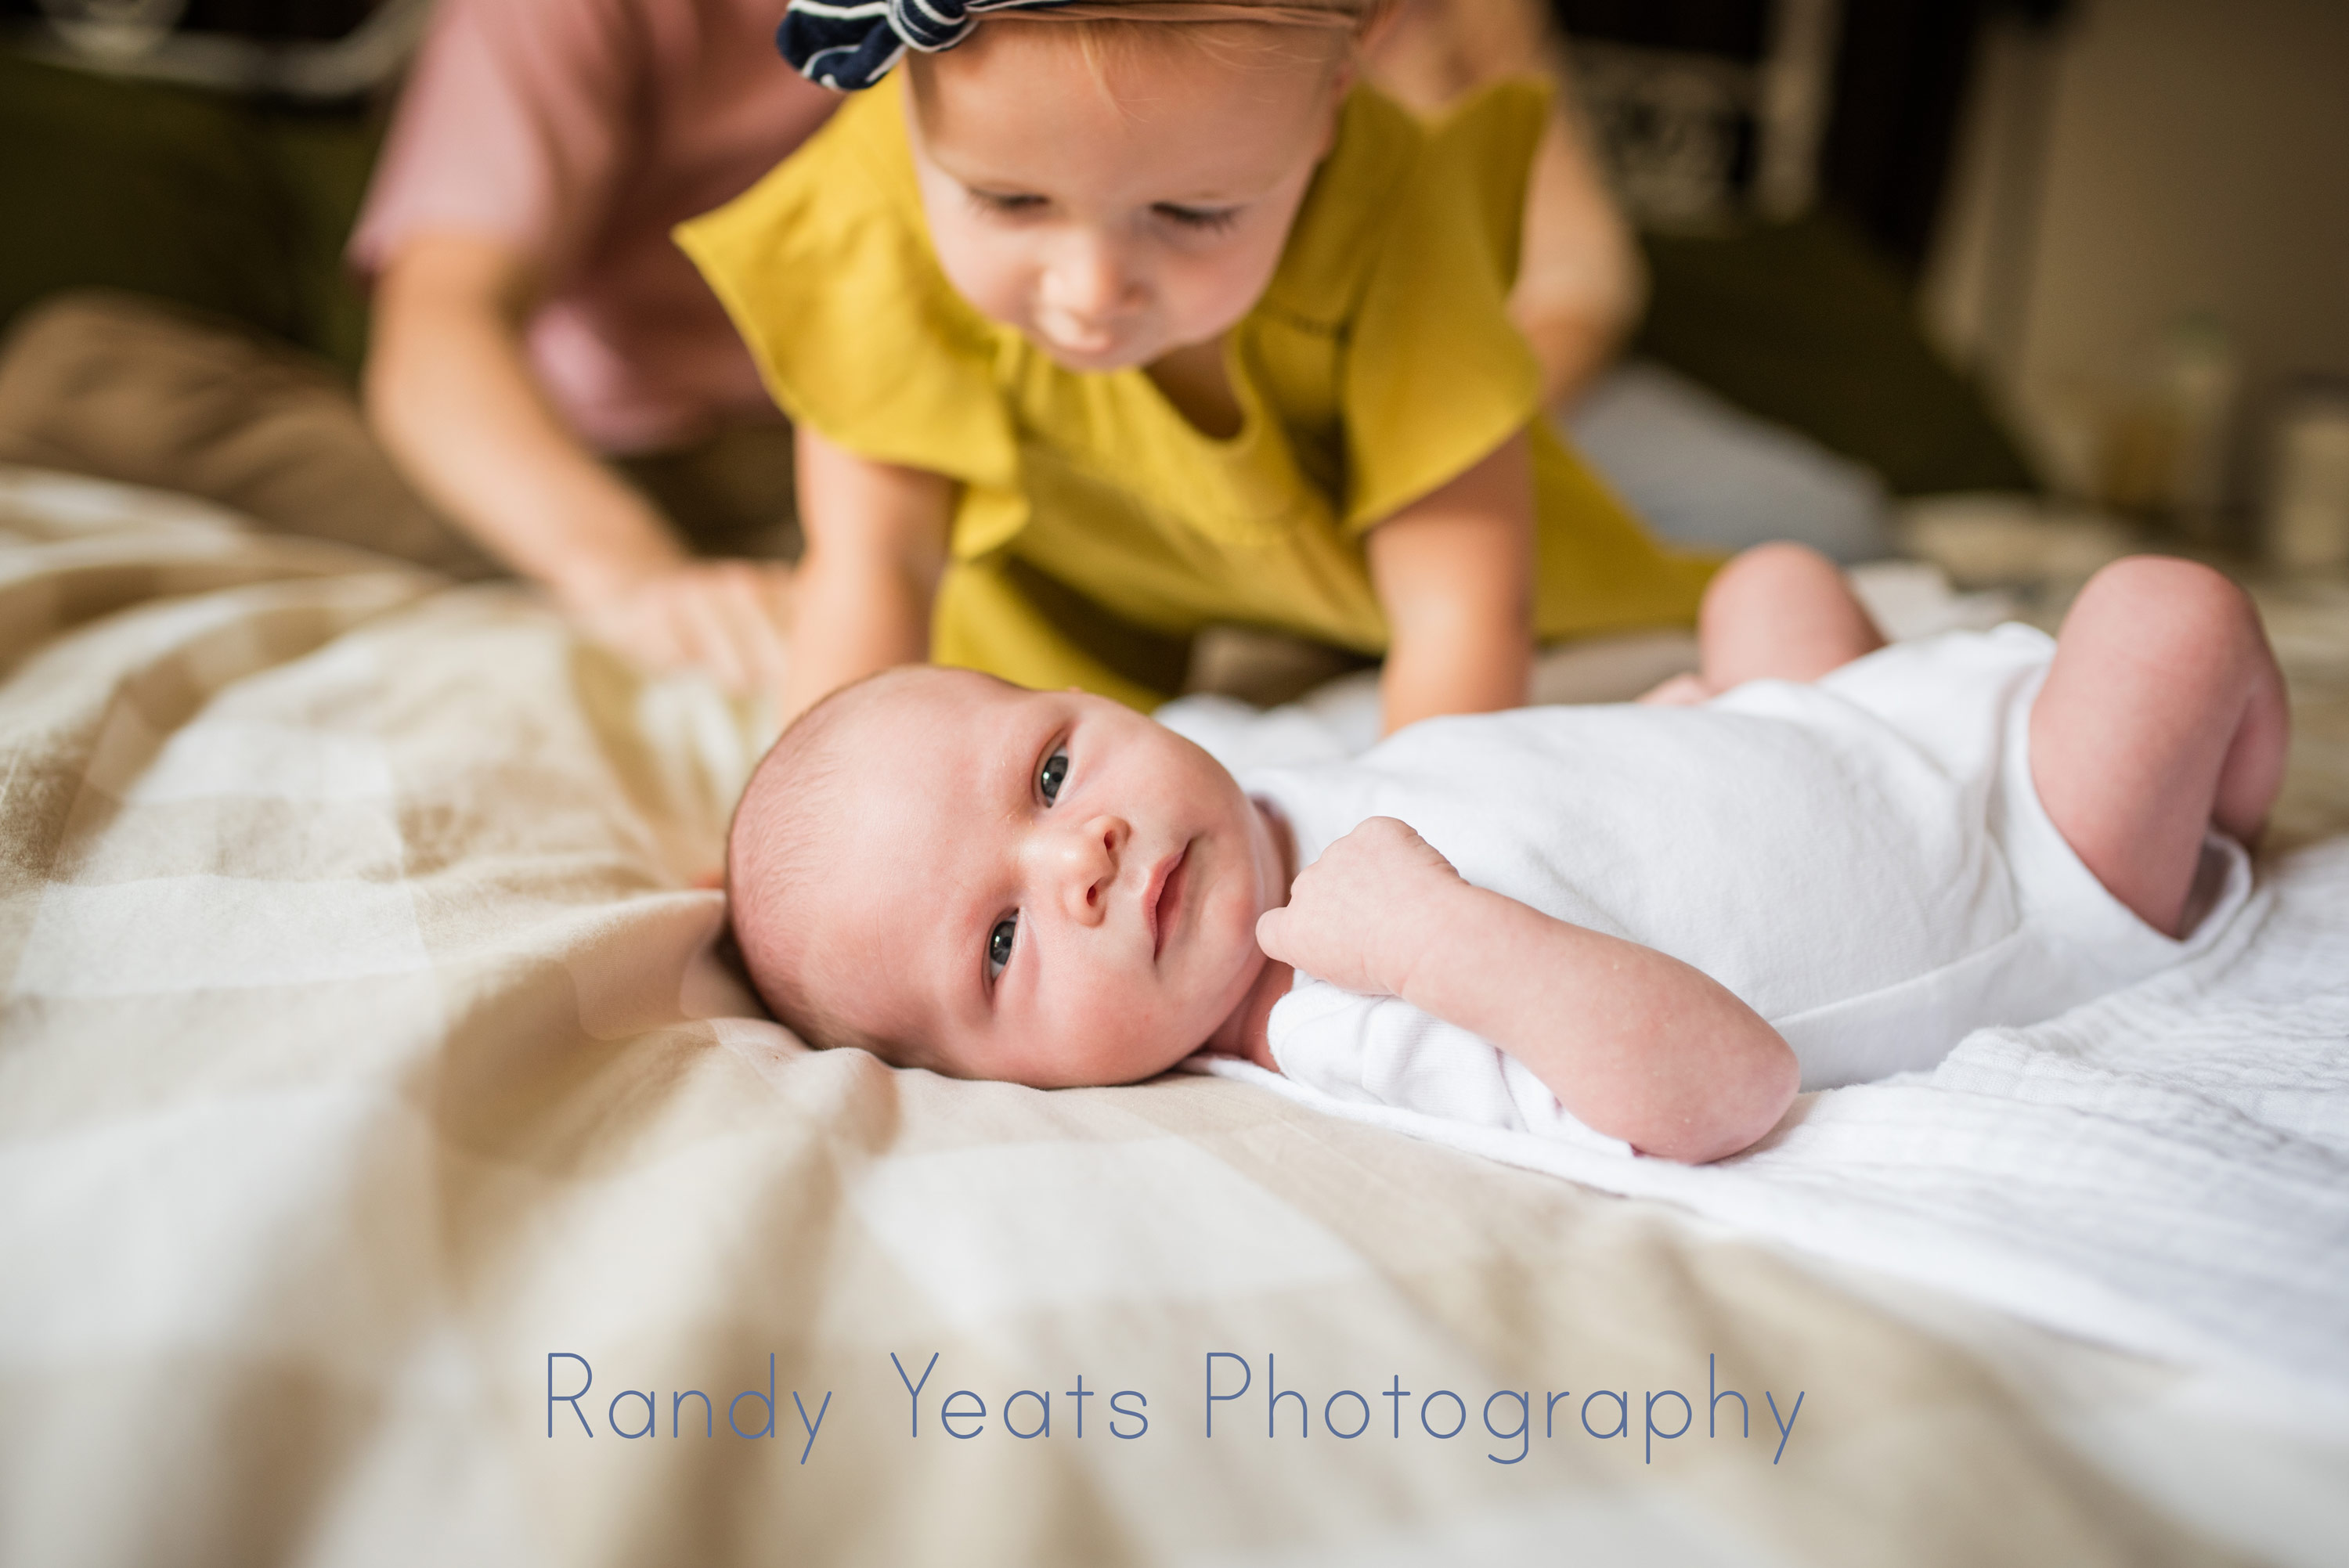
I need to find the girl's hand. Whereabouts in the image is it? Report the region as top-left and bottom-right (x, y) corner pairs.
(1254, 816), (1466, 997)
(569, 560), (796, 695)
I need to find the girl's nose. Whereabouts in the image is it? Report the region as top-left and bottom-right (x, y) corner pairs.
(1036, 813), (1128, 927)
(1042, 231), (1135, 325)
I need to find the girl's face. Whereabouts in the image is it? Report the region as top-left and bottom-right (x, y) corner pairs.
(905, 21), (1347, 374)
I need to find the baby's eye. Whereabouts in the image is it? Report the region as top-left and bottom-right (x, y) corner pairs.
(1039, 746), (1069, 804)
(1153, 203), (1240, 234)
(987, 915), (1018, 982)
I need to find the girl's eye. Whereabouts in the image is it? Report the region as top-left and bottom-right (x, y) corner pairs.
(987, 916), (1017, 982)
(1039, 746), (1069, 804)
(1154, 203), (1239, 233)
(969, 189), (1046, 219)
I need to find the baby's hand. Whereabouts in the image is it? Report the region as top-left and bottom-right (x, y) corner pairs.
(1255, 816), (1466, 998)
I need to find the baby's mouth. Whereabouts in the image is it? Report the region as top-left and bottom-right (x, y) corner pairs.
(1147, 844), (1190, 961)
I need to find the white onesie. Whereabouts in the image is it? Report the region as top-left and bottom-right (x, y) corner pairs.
(1237, 625), (2253, 1152)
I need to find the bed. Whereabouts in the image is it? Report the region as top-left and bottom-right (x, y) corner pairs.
(3, 464), (2346, 1566)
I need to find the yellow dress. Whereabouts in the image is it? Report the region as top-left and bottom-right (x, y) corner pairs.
(678, 74), (1716, 708)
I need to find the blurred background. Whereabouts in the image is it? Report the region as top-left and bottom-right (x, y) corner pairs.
(1553, 0), (2349, 562)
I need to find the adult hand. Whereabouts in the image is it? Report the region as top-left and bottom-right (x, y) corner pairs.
(1254, 816), (1467, 998)
(370, 236), (801, 697)
(568, 559), (795, 695)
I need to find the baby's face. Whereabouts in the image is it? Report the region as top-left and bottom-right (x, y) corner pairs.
(792, 671), (1289, 1087)
(905, 20), (1343, 374)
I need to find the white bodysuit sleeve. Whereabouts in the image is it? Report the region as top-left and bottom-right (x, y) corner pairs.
(1268, 978), (1633, 1156)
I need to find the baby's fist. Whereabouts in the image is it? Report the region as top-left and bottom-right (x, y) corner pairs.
(1255, 816), (1464, 997)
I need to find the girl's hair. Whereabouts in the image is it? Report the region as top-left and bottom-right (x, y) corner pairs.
(1011, 1), (1383, 25)
(949, 1), (1392, 96)
(782, 0), (1391, 92)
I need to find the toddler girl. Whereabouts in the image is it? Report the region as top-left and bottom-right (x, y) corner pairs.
(677, 0), (1715, 730)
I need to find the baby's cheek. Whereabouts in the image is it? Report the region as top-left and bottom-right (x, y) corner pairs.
(1084, 977), (1193, 1083)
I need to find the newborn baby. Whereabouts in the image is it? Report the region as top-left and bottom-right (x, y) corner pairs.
(725, 546), (2286, 1162)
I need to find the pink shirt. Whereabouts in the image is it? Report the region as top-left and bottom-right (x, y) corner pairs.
(351, 0), (837, 453)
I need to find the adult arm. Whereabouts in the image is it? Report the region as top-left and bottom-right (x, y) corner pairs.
(365, 232), (796, 693)
(1362, 0), (1646, 408)
(1363, 429), (1535, 734)
(1510, 96), (1647, 409)
(779, 422), (958, 724)
(1255, 816), (1799, 1163)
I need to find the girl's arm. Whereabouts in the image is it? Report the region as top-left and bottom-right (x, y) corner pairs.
(366, 233), (794, 693)
(1364, 429), (1535, 734)
(781, 423), (957, 723)
(1254, 816), (1799, 1163)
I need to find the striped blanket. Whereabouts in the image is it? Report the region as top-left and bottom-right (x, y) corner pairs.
(2, 467), (2342, 1566)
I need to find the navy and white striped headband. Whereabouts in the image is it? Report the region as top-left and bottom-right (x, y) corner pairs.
(778, 0), (1364, 93)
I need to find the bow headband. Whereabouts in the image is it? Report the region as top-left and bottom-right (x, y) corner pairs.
(778, 0), (1362, 93)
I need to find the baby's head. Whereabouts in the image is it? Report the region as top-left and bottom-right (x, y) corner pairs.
(728, 668), (1291, 1087)
(793, 0), (1382, 373)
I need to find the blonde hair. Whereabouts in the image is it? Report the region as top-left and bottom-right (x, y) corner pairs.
(952, 0), (1391, 88)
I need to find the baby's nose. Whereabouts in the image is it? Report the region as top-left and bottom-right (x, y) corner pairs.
(1048, 813), (1128, 925)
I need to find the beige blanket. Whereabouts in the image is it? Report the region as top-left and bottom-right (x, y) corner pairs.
(3, 467), (2338, 1566)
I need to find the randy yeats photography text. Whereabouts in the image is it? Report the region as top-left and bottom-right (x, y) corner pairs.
(547, 1350), (1807, 1467)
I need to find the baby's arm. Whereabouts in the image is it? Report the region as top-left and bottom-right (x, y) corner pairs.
(1365, 431), (1535, 734)
(781, 424), (958, 724)
(1255, 817), (1798, 1163)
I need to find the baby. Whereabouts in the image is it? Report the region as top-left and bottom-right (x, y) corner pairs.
(725, 547), (2288, 1162)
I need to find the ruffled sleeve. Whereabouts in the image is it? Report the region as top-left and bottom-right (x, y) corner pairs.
(1338, 81), (1550, 534)
(674, 75), (1024, 550)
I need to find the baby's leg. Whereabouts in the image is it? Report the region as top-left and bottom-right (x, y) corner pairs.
(2030, 557), (2288, 937)
(1645, 542), (1885, 701)
(1700, 542), (1887, 683)
(1654, 544), (1889, 704)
